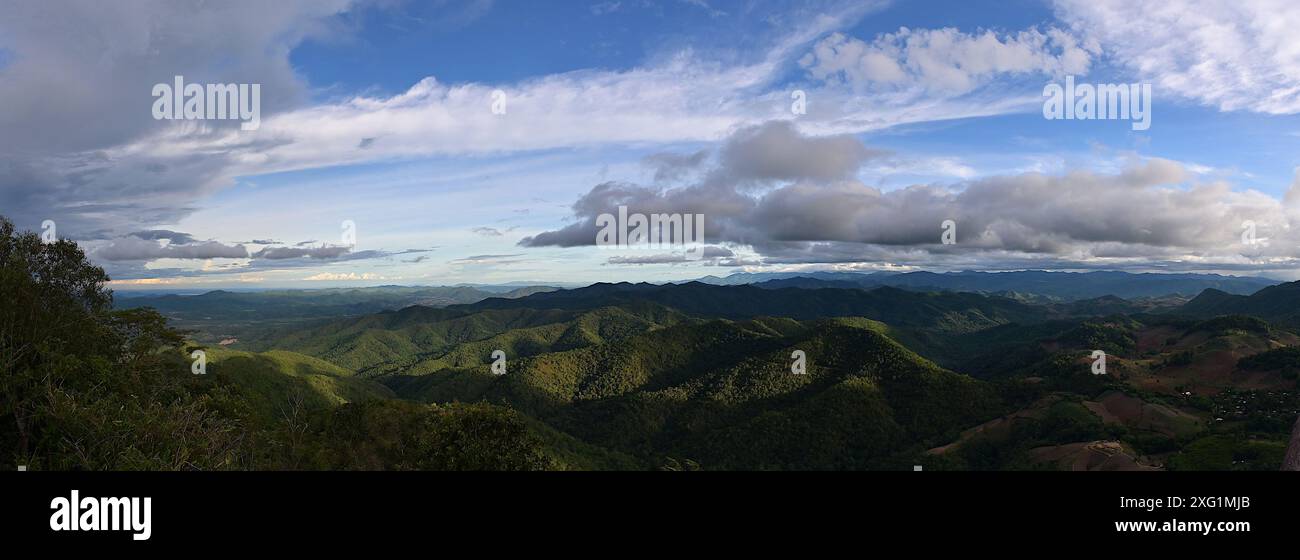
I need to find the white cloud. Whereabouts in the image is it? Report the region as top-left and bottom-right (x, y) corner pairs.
(0, 0), (350, 153)
(1054, 0), (1300, 114)
(16, 0), (1299, 284)
(1, 0), (1045, 249)
(303, 272), (384, 281)
(95, 236), (249, 261)
(801, 27), (1098, 94)
(523, 122), (1300, 270)
(1286, 168), (1300, 206)
(100, 3), (1026, 212)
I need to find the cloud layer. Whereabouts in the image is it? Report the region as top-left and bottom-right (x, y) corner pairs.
(0, 0), (1010, 247)
(801, 26), (1097, 94)
(523, 120), (1300, 270)
(0, 0), (353, 241)
(1054, 0), (1300, 114)
(4, 0), (1299, 284)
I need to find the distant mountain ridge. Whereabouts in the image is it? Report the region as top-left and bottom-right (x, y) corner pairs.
(694, 270), (1276, 301)
(1181, 281), (1300, 327)
(238, 275), (1300, 471)
(457, 281), (1050, 332)
(116, 285), (560, 323)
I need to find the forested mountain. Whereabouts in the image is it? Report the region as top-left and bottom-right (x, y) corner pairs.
(114, 284), (560, 344)
(1180, 282), (1300, 327)
(700, 270), (1276, 300)
(458, 281), (1045, 331)
(5, 215), (1299, 471)
(253, 278), (1300, 470)
(384, 316), (1001, 469)
(252, 304), (693, 377)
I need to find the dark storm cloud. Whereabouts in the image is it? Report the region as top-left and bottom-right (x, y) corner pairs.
(253, 245), (354, 260)
(131, 230), (197, 244)
(0, 0), (354, 238)
(713, 120), (887, 184)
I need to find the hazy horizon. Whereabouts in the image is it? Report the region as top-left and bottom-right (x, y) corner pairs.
(102, 268), (1283, 293)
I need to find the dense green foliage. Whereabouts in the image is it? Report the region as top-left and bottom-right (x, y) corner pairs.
(1187, 315), (1274, 337)
(1167, 436), (1286, 471)
(1237, 346), (1300, 373)
(276, 400), (551, 470)
(378, 316), (1002, 469)
(1, 216), (242, 469)
(0, 216), (552, 471)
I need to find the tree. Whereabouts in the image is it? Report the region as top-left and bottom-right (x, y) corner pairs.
(0, 216), (111, 461)
(0, 216), (246, 469)
(1, 215), (552, 470)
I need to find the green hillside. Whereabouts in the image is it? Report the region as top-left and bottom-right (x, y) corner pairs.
(255, 303), (692, 377)
(458, 282), (1045, 331)
(1181, 282), (1300, 327)
(225, 279), (1300, 471)
(113, 285), (561, 344)
(203, 348), (395, 424)
(384, 316), (1001, 469)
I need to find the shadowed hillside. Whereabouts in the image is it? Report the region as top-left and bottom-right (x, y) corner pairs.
(380, 316), (1001, 469)
(458, 281), (1046, 332)
(1181, 282), (1300, 327)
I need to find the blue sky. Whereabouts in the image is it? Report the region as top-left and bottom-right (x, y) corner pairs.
(3, 0), (1300, 289)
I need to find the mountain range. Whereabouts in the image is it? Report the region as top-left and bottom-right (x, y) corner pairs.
(213, 276), (1300, 470)
(115, 285), (559, 343)
(1181, 282), (1300, 327)
(86, 263), (1300, 471)
(693, 270), (1277, 300)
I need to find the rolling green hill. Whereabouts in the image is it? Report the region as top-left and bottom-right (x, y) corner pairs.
(1181, 281), (1300, 328)
(459, 281), (1046, 332)
(114, 285), (561, 344)
(383, 316), (1002, 469)
(252, 303), (692, 377)
(225, 280), (1300, 470)
(203, 348), (395, 424)
(117, 285), (561, 322)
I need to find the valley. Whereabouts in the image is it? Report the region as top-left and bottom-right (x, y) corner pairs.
(163, 271), (1300, 471)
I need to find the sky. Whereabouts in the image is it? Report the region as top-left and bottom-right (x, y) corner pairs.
(3, 0), (1300, 290)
